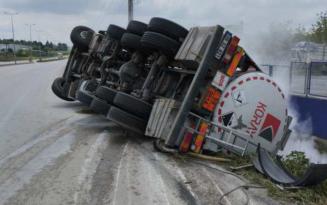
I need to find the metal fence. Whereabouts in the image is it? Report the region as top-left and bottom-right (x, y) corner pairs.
(291, 43), (327, 62)
(261, 61), (327, 99)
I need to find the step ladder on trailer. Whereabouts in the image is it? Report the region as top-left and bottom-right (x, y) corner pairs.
(146, 97), (257, 156)
(184, 112), (257, 156)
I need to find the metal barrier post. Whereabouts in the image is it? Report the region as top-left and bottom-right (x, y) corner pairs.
(306, 62), (312, 96)
(289, 62), (293, 92)
(269, 65), (273, 77)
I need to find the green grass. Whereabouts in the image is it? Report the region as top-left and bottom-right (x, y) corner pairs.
(224, 151), (327, 205)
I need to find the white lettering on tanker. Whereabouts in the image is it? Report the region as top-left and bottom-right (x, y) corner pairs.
(246, 101), (267, 136)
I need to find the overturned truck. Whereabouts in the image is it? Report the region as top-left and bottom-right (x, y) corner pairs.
(52, 18), (327, 187)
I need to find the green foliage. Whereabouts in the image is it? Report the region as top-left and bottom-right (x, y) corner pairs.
(16, 49), (29, 57)
(0, 39), (68, 60)
(0, 39), (68, 52)
(282, 151), (309, 177)
(294, 11), (327, 44)
(226, 151), (327, 205)
(310, 11), (327, 44)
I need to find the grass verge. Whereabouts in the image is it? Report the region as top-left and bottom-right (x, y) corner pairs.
(226, 152), (327, 205)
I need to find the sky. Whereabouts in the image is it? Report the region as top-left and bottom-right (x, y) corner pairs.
(0, 0), (326, 46)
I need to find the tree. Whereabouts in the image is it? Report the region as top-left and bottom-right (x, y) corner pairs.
(57, 43), (68, 51)
(293, 11), (327, 44)
(310, 11), (327, 43)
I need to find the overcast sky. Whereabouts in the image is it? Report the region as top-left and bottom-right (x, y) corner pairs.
(0, 0), (326, 45)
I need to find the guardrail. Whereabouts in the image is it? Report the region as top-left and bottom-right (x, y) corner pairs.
(261, 61), (327, 99)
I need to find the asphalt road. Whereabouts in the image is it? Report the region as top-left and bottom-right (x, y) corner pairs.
(0, 61), (279, 205)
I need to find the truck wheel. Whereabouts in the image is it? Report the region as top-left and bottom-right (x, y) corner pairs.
(51, 77), (74, 101)
(70, 26), (94, 51)
(107, 106), (147, 135)
(113, 92), (152, 120)
(148, 17), (188, 42)
(120, 32), (142, 51)
(107, 24), (126, 41)
(95, 86), (117, 103)
(90, 96), (111, 116)
(126, 20), (147, 36)
(141, 31), (180, 58)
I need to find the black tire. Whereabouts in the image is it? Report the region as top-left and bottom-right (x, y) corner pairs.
(107, 24), (126, 41)
(51, 77), (74, 101)
(113, 92), (152, 120)
(107, 106), (147, 135)
(141, 31), (180, 58)
(120, 32), (142, 51)
(148, 17), (188, 42)
(90, 96), (111, 116)
(70, 26), (95, 51)
(76, 89), (93, 106)
(95, 86), (117, 103)
(126, 20), (147, 36)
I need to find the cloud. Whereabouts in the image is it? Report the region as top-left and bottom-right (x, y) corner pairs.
(0, 0), (326, 46)
(2, 0), (91, 14)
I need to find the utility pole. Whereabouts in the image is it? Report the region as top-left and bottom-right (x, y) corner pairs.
(35, 30), (42, 62)
(25, 24), (35, 62)
(128, 0), (134, 22)
(3, 11), (18, 64)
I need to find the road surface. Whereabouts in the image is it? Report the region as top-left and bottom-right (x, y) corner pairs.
(0, 61), (279, 205)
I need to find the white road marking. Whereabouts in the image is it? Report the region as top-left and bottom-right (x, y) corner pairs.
(111, 143), (177, 205)
(73, 131), (109, 204)
(112, 142), (129, 205)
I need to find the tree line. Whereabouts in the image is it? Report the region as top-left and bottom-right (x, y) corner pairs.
(0, 39), (68, 51)
(294, 11), (327, 44)
(248, 10), (327, 63)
